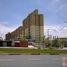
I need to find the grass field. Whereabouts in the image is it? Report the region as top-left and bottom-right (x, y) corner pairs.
(0, 48), (67, 55)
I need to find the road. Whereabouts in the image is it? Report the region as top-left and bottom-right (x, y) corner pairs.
(0, 55), (66, 67)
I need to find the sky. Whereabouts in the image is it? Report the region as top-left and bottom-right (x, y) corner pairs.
(0, 0), (67, 39)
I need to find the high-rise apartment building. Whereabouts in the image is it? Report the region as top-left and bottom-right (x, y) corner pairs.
(23, 9), (44, 42)
(6, 9), (44, 42)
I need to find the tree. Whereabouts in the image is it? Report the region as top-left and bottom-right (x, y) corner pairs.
(52, 38), (61, 48)
(44, 38), (52, 48)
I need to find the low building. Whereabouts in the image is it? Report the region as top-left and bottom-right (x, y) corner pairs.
(0, 40), (12, 47)
(59, 38), (67, 47)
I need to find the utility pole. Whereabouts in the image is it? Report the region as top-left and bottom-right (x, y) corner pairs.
(47, 29), (50, 40)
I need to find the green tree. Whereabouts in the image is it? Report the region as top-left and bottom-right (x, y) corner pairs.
(44, 38), (52, 48)
(52, 38), (60, 48)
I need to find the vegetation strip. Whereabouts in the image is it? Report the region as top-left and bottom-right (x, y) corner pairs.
(0, 48), (67, 55)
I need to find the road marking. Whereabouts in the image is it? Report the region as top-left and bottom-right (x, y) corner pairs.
(0, 59), (15, 61)
(0, 58), (62, 62)
(52, 58), (61, 61)
(28, 58), (61, 61)
(28, 58), (41, 61)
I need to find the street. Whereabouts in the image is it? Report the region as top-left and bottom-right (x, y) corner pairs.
(0, 55), (66, 67)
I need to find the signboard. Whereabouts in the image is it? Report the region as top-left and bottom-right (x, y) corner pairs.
(63, 57), (67, 66)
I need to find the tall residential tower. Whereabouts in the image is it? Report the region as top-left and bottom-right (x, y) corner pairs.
(23, 9), (44, 42)
(6, 9), (44, 42)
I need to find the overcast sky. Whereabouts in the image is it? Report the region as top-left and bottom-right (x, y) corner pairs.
(0, 0), (67, 39)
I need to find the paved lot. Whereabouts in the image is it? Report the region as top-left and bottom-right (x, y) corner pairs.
(0, 55), (66, 67)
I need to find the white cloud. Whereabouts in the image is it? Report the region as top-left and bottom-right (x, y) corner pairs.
(0, 23), (67, 39)
(44, 25), (67, 38)
(0, 23), (18, 39)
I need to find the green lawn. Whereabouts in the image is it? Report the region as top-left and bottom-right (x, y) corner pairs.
(0, 48), (67, 55)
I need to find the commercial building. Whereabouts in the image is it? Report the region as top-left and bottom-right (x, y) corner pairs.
(59, 38), (67, 47)
(6, 9), (44, 43)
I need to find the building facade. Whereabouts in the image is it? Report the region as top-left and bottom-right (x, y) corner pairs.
(6, 9), (44, 42)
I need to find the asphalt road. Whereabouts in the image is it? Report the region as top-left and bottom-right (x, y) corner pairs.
(0, 55), (66, 67)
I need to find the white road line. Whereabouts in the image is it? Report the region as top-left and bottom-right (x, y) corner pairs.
(0, 58), (62, 61)
(52, 58), (61, 61)
(0, 59), (15, 61)
(28, 58), (41, 61)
